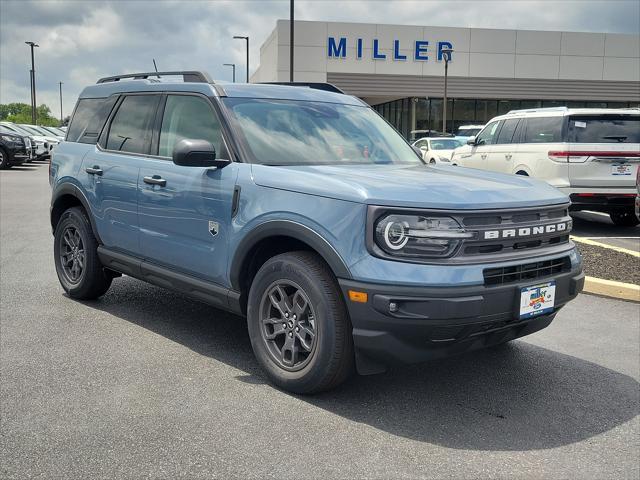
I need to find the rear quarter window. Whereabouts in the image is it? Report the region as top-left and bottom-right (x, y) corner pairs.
(522, 116), (564, 143)
(567, 115), (640, 143)
(67, 97), (118, 144)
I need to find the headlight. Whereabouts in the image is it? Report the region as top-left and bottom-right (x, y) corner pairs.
(0, 134), (21, 143)
(374, 214), (474, 258)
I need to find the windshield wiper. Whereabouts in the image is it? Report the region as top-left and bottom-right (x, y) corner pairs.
(602, 135), (627, 142)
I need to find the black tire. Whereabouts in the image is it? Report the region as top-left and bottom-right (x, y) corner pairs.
(247, 251), (354, 394)
(429, 158), (436, 165)
(610, 209), (640, 227)
(0, 147), (11, 169)
(54, 206), (112, 299)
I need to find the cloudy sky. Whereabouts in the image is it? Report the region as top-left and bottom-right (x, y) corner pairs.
(1, 0), (638, 118)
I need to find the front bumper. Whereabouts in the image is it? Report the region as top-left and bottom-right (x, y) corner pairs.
(339, 265), (584, 374)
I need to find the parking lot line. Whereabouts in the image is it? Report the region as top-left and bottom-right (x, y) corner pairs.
(571, 235), (640, 257)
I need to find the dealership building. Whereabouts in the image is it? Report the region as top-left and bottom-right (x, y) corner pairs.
(252, 20), (640, 138)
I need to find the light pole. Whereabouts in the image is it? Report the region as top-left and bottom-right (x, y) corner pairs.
(59, 81), (63, 125)
(25, 41), (39, 124)
(290, 0), (294, 82)
(441, 47), (453, 133)
(233, 36), (249, 83)
(223, 63), (236, 83)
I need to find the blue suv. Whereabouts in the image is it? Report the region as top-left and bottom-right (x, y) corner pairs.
(50, 71), (584, 393)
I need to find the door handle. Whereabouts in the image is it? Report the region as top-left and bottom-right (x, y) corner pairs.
(143, 175), (167, 187)
(85, 165), (103, 176)
(505, 153), (513, 160)
(480, 154), (487, 160)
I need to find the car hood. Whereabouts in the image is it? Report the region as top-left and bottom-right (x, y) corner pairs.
(251, 164), (568, 209)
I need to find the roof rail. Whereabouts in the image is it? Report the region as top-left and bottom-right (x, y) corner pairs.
(258, 82), (345, 94)
(506, 106), (569, 114)
(97, 71), (213, 84)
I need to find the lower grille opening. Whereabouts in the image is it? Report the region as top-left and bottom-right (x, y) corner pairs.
(483, 256), (571, 286)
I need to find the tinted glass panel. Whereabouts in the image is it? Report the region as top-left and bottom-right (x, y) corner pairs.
(496, 119), (520, 144)
(224, 98), (422, 166)
(158, 95), (224, 157)
(68, 97), (118, 144)
(522, 117), (563, 143)
(476, 120), (502, 146)
(567, 115), (640, 143)
(106, 95), (159, 154)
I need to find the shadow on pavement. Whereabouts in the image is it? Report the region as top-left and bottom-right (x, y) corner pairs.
(85, 277), (639, 452)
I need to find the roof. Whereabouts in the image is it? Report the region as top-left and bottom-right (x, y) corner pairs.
(501, 107), (640, 118)
(79, 76), (365, 106)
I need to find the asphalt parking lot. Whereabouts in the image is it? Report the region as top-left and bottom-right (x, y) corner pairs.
(1, 163), (639, 479)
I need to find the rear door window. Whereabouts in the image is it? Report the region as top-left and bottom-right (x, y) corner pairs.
(495, 119), (520, 144)
(105, 95), (160, 154)
(567, 115), (640, 143)
(522, 117), (564, 143)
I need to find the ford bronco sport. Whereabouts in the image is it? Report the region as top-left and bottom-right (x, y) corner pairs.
(50, 71), (584, 393)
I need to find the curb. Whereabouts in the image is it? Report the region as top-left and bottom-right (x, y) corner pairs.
(583, 276), (640, 303)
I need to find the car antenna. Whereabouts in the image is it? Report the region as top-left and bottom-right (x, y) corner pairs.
(153, 59), (160, 79)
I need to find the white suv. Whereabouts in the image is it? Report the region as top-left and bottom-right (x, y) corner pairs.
(452, 107), (640, 226)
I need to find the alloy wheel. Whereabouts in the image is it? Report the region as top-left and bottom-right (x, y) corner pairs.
(59, 226), (85, 284)
(259, 280), (318, 371)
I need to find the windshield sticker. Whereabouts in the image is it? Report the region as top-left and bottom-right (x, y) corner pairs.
(574, 121), (587, 128)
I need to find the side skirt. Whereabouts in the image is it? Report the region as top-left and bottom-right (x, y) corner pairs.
(97, 247), (243, 316)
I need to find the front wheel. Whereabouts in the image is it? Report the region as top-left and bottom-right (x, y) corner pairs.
(247, 251), (354, 394)
(0, 147), (11, 169)
(610, 209), (639, 227)
(54, 206), (112, 299)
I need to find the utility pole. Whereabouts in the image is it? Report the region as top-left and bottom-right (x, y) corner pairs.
(290, 0), (294, 82)
(441, 48), (453, 133)
(223, 63), (236, 82)
(25, 41), (39, 124)
(59, 82), (63, 125)
(233, 36), (249, 83)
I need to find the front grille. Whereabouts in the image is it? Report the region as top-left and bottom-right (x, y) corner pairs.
(483, 256), (571, 286)
(460, 206), (572, 257)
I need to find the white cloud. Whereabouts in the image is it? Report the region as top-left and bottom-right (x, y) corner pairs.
(0, 0), (638, 118)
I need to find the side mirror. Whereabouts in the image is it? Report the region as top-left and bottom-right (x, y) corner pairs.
(466, 136), (477, 146)
(172, 139), (230, 168)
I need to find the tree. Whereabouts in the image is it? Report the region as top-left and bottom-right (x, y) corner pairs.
(0, 102), (62, 127)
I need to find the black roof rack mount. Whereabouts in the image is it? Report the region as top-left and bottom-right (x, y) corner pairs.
(258, 82), (345, 94)
(97, 71), (213, 84)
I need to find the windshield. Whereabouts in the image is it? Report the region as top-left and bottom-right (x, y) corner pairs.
(223, 98), (422, 166)
(19, 125), (47, 136)
(2, 124), (32, 136)
(44, 127), (64, 136)
(429, 139), (463, 150)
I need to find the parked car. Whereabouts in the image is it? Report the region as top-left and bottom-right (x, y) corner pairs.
(635, 166), (639, 221)
(50, 71), (584, 393)
(41, 126), (67, 139)
(455, 124), (484, 138)
(409, 129), (454, 141)
(452, 107), (640, 226)
(0, 126), (32, 168)
(412, 137), (464, 164)
(0, 122), (46, 160)
(19, 124), (63, 144)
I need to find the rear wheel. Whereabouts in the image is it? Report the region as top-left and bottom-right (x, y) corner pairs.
(610, 208), (639, 227)
(247, 251), (354, 394)
(0, 147), (11, 169)
(54, 206), (112, 299)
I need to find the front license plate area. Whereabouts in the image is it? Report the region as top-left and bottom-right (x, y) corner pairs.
(611, 164), (632, 176)
(520, 281), (556, 319)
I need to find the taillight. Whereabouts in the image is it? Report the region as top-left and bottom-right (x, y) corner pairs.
(549, 150), (640, 163)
